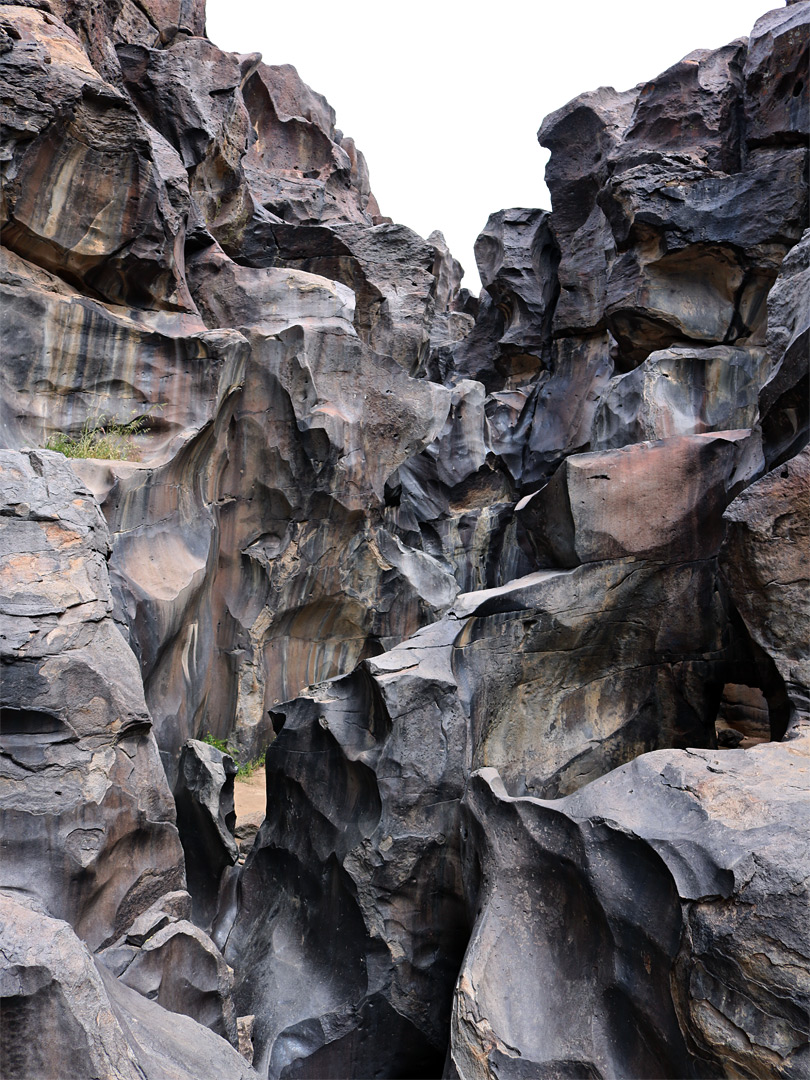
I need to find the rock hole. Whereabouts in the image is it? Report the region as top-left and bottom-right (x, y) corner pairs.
(715, 684), (771, 748)
(793, 80), (804, 98)
(0, 708), (72, 739)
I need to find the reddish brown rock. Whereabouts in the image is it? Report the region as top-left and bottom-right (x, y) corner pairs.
(517, 430), (763, 568)
(242, 62), (382, 228)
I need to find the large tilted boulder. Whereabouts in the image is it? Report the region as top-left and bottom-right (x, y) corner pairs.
(451, 743), (810, 1080)
(516, 429), (763, 568)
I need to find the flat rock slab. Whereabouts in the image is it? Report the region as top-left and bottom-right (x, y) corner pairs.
(518, 429), (763, 567)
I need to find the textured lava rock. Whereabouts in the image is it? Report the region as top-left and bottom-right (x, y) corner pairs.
(591, 344), (770, 450)
(0, 892), (253, 1080)
(451, 744), (810, 1080)
(0, 449), (185, 949)
(1, 1), (809, 1077)
(517, 430), (763, 568)
(174, 739), (238, 929)
(116, 35), (260, 250)
(721, 446), (810, 722)
(0, 5), (196, 311)
(744, 2), (810, 148)
(223, 544), (773, 1075)
(241, 61), (383, 228)
(759, 228), (810, 468)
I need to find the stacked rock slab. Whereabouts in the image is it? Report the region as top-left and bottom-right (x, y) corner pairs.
(0, 0), (808, 1077)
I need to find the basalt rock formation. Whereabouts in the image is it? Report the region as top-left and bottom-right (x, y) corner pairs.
(0, 0), (808, 1078)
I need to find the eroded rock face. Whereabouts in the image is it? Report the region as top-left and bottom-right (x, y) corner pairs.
(721, 446), (810, 722)
(0, 893), (254, 1080)
(452, 743), (810, 1080)
(221, 537), (775, 1074)
(0, 449), (242, 1065)
(0, 449), (184, 949)
(517, 430), (763, 568)
(1, 0), (809, 1077)
(0, 5), (196, 311)
(174, 739), (238, 930)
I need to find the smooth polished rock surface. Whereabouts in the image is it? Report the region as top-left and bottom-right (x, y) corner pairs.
(174, 739), (238, 930)
(517, 430), (764, 568)
(222, 546), (773, 1075)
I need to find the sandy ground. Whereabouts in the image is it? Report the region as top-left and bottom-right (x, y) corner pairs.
(234, 766), (266, 819)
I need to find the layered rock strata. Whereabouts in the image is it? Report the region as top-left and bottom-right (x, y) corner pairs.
(0, 0), (808, 1078)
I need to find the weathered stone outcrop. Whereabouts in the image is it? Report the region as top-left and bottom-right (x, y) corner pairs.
(0, 5), (196, 311)
(517, 429), (762, 568)
(0, 449), (244, 1069)
(220, 537), (779, 1074)
(1, 0), (808, 1077)
(451, 742), (810, 1080)
(0, 892), (254, 1080)
(0, 449), (184, 948)
(174, 738), (238, 929)
(721, 446), (810, 723)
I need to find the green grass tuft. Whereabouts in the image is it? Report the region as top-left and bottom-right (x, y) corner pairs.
(202, 732), (231, 755)
(202, 733), (264, 779)
(45, 408), (159, 460)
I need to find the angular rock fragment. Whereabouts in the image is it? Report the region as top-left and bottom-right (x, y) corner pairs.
(119, 918), (237, 1044)
(0, 892), (148, 1080)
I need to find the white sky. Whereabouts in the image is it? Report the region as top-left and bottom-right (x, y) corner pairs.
(205, 0), (781, 292)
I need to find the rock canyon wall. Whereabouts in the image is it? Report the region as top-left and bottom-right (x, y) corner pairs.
(0, 1), (808, 1078)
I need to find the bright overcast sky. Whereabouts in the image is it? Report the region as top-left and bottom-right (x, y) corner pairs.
(206, 0), (782, 291)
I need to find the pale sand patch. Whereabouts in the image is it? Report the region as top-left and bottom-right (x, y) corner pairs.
(234, 766), (266, 819)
